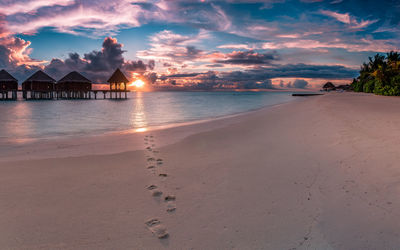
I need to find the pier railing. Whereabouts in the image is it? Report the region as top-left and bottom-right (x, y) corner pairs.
(1, 90), (130, 101)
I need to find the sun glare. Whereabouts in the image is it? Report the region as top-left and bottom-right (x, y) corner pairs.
(130, 79), (145, 88)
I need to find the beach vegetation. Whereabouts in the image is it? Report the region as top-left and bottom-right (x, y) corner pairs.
(352, 52), (400, 96)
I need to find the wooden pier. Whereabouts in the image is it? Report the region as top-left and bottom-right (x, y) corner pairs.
(13, 89), (130, 100)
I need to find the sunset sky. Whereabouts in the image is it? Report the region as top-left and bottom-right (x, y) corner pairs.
(1, 0), (399, 89)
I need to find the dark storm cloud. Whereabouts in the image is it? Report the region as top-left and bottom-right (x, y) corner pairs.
(143, 72), (158, 84)
(237, 79), (273, 89)
(44, 37), (155, 83)
(287, 79), (309, 88)
(206, 64), (224, 68)
(189, 70), (275, 89)
(245, 64), (359, 79)
(168, 73), (201, 78)
(215, 50), (279, 65)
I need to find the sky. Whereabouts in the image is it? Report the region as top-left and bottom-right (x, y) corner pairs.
(0, 0), (399, 90)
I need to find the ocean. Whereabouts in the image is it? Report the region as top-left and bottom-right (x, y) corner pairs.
(0, 91), (296, 141)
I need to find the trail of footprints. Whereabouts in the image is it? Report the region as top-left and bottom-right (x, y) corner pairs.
(144, 134), (176, 239)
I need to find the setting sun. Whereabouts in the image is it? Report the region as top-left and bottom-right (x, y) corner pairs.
(129, 79), (145, 88)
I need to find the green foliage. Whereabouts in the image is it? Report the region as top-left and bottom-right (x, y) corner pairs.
(363, 79), (375, 93)
(351, 51), (400, 96)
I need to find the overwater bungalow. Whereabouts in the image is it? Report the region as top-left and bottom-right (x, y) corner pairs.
(56, 71), (92, 99)
(107, 68), (129, 99)
(22, 70), (56, 99)
(0, 69), (18, 100)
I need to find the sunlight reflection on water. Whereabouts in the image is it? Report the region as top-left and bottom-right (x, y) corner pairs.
(131, 91), (147, 129)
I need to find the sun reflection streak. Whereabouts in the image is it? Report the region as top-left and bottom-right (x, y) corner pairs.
(135, 127), (148, 132)
(130, 91), (148, 130)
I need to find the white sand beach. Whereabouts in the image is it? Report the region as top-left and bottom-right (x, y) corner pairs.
(1, 92), (400, 249)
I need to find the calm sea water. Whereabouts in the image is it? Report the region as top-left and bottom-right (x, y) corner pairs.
(0, 91), (296, 141)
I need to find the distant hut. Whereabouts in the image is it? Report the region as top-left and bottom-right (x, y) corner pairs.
(322, 82), (336, 91)
(57, 71), (92, 99)
(0, 69), (18, 100)
(22, 70), (56, 99)
(107, 68), (129, 99)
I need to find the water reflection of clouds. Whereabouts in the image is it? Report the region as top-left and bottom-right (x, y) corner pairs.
(5, 102), (33, 141)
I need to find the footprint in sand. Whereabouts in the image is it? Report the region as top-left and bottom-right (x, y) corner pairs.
(164, 195), (176, 212)
(146, 184), (157, 190)
(166, 204), (176, 212)
(152, 190), (163, 197)
(165, 195), (175, 201)
(147, 157), (156, 162)
(146, 185), (163, 197)
(159, 173), (168, 177)
(145, 218), (169, 239)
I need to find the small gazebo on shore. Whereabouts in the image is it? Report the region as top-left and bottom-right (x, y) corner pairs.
(0, 69), (18, 100)
(22, 70), (56, 99)
(107, 68), (129, 99)
(56, 71), (92, 99)
(322, 82), (336, 91)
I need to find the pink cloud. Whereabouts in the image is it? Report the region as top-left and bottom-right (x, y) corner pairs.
(0, 0), (75, 15)
(5, 1), (144, 36)
(2, 0), (233, 38)
(320, 10), (351, 24)
(137, 30), (211, 69)
(320, 10), (378, 29)
(262, 38), (398, 52)
(0, 36), (46, 67)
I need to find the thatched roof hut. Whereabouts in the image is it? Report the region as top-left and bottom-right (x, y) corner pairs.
(0, 69), (18, 91)
(57, 71), (92, 91)
(322, 82), (336, 91)
(107, 68), (129, 92)
(22, 70), (56, 91)
(107, 68), (129, 84)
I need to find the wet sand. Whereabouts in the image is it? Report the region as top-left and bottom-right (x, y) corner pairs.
(1, 92), (400, 249)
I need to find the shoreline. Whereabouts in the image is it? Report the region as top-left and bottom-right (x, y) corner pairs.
(2, 92), (400, 249)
